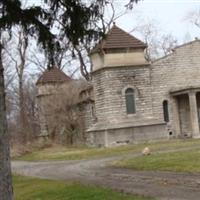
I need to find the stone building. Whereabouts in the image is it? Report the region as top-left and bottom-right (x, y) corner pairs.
(36, 25), (200, 147)
(36, 67), (72, 140)
(36, 66), (92, 144)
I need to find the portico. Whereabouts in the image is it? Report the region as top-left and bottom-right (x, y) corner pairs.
(171, 87), (200, 138)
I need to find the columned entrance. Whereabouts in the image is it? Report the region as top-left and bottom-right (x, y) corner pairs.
(196, 92), (200, 133)
(189, 91), (200, 138)
(171, 88), (200, 138)
(177, 94), (191, 137)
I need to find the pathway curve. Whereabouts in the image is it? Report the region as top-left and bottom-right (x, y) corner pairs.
(12, 147), (200, 200)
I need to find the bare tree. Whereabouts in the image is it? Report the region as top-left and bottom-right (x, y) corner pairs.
(38, 81), (85, 145)
(16, 31), (29, 143)
(186, 8), (200, 30)
(27, 1), (129, 81)
(0, 1), (141, 198)
(11, 80), (39, 138)
(133, 20), (160, 61)
(159, 34), (177, 56)
(28, 40), (80, 80)
(21, 78), (40, 141)
(73, 0), (129, 80)
(132, 19), (177, 61)
(5, 30), (29, 144)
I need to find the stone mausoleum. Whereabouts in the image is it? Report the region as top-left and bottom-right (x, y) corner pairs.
(36, 25), (200, 147)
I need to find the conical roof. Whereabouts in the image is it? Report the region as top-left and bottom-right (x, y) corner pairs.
(91, 25), (146, 53)
(36, 67), (71, 85)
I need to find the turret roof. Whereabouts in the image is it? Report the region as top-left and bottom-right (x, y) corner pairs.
(36, 67), (71, 85)
(91, 25), (146, 53)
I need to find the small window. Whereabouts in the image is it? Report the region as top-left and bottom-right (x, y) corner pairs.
(163, 100), (169, 122)
(125, 88), (136, 114)
(91, 104), (95, 118)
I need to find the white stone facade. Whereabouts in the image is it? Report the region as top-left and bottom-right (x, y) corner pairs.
(86, 39), (200, 147)
(151, 40), (200, 139)
(36, 27), (200, 147)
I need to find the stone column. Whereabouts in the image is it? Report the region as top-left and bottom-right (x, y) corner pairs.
(189, 91), (200, 138)
(171, 97), (181, 137)
(104, 130), (108, 147)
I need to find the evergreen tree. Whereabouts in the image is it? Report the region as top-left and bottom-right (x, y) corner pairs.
(0, 1), (140, 199)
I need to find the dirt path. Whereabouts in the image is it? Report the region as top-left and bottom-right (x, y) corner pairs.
(12, 147), (200, 200)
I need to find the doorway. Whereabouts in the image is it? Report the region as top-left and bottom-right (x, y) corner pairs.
(177, 94), (191, 137)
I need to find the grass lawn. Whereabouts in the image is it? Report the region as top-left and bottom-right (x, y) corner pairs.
(14, 139), (200, 161)
(13, 175), (154, 200)
(114, 149), (200, 173)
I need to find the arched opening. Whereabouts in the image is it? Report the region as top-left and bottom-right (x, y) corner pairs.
(163, 100), (169, 122)
(125, 88), (136, 114)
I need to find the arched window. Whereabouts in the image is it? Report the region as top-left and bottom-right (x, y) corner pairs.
(163, 100), (169, 122)
(125, 88), (136, 114)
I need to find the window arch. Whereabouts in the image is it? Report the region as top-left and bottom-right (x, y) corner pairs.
(125, 88), (136, 114)
(163, 100), (169, 122)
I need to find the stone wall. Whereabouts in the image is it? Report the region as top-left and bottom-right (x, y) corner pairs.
(87, 63), (169, 147)
(88, 40), (200, 146)
(37, 83), (63, 137)
(37, 81), (84, 141)
(88, 123), (168, 147)
(151, 40), (200, 136)
(78, 101), (97, 143)
(92, 65), (154, 124)
(91, 49), (147, 71)
(37, 79), (97, 144)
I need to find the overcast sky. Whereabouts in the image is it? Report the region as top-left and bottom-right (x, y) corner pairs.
(25, 0), (200, 76)
(28, 0), (200, 43)
(113, 0), (200, 43)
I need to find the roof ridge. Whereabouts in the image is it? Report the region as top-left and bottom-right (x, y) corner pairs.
(112, 25), (142, 43)
(36, 66), (71, 85)
(91, 24), (146, 54)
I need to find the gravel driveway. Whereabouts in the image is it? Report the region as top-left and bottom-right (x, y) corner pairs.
(12, 148), (200, 200)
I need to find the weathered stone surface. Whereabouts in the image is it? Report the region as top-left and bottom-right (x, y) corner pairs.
(36, 27), (200, 147)
(151, 40), (200, 138)
(88, 38), (200, 147)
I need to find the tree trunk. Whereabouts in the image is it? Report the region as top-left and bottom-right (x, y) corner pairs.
(17, 31), (28, 144)
(0, 44), (13, 199)
(19, 77), (27, 143)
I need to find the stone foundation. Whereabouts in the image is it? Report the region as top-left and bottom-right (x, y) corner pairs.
(87, 123), (168, 147)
